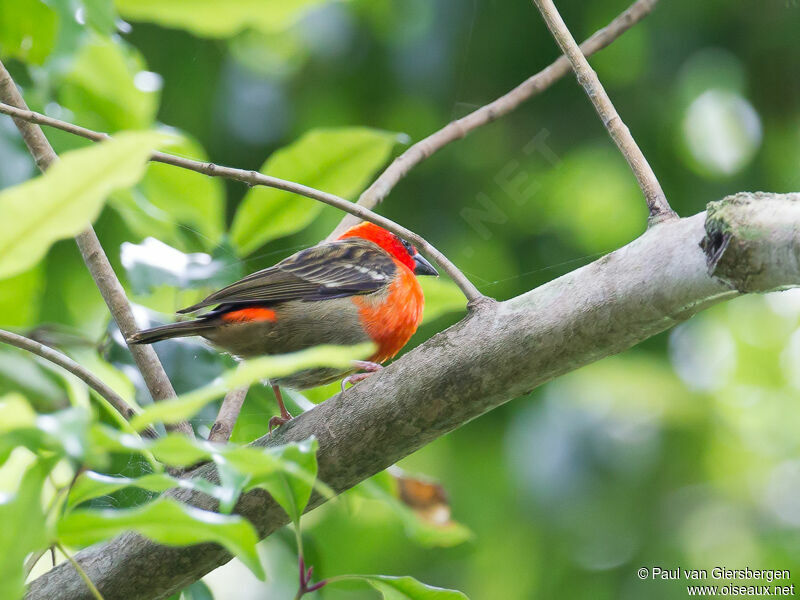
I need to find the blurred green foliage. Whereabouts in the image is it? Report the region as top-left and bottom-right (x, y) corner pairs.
(230, 127), (399, 254)
(1, 0), (799, 598)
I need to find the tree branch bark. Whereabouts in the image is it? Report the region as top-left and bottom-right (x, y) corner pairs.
(0, 101), (483, 304)
(0, 328), (157, 438)
(530, 0), (676, 224)
(0, 60), (192, 437)
(25, 192), (799, 600)
(331, 0), (661, 237)
(207, 385), (248, 443)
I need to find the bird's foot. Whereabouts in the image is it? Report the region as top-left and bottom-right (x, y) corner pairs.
(341, 360), (383, 392)
(268, 412), (292, 435)
(269, 383), (293, 435)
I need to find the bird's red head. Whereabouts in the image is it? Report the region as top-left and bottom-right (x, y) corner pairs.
(337, 222), (438, 277)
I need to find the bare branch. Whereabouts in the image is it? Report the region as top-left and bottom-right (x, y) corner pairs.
(25, 192), (800, 600)
(0, 60), (192, 437)
(0, 328), (157, 438)
(530, 0), (676, 223)
(331, 0), (662, 237)
(207, 386), (248, 443)
(0, 101), (484, 304)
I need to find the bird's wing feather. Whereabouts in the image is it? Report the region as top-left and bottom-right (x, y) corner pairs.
(177, 238), (397, 313)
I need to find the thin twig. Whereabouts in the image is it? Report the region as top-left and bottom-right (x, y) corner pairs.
(530, 0), (676, 223)
(0, 101), (483, 304)
(0, 328), (157, 438)
(23, 548), (48, 578)
(208, 385), (248, 443)
(331, 0), (663, 237)
(0, 60), (192, 437)
(55, 542), (105, 600)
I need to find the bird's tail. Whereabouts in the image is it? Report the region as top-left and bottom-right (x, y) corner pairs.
(127, 319), (211, 345)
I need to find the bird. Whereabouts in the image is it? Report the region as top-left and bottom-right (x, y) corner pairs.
(127, 221), (439, 431)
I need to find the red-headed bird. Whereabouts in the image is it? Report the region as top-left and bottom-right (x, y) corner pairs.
(128, 222), (438, 430)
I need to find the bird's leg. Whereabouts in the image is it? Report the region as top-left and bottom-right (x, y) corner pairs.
(341, 360), (384, 392)
(268, 384), (293, 433)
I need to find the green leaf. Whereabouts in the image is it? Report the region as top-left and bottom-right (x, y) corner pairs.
(66, 471), (177, 509)
(0, 131), (172, 280)
(89, 426), (208, 467)
(0, 0), (59, 65)
(230, 128), (398, 255)
(180, 581), (215, 600)
(139, 136), (226, 247)
(0, 264), (43, 328)
(114, 0), (338, 38)
(81, 0), (119, 34)
(59, 36), (159, 131)
(419, 278), (466, 324)
(113, 135), (225, 250)
(348, 575), (469, 600)
(212, 458), (249, 515)
(130, 343), (374, 431)
(230, 438), (324, 523)
(58, 497), (265, 579)
(66, 470), (233, 510)
(87, 424), (327, 517)
(68, 348), (138, 409)
(261, 439), (317, 523)
(0, 458), (56, 600)
(0, 348), (65, 413)
(0, 404), (95, 465)
(147, 435), (213, 466)
(35, 407), (93, 461)
(0, 393), (38, 433)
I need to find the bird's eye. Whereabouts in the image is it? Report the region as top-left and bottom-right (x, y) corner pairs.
(395, 235), (413, 254)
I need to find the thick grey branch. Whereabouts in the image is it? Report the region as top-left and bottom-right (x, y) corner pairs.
(0, 60), (191, 437)
(531, 0), (676, 224)
(331, 0), (661, 237)
(25, 192), (799, 600)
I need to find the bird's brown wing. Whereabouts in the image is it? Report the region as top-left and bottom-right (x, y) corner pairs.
(177, 238), (397, 314)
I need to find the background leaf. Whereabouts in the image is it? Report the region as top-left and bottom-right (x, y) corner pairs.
(0, 458), (55, 600)
(230, 128), (398, 255)
(0, 265), (44, 328)
(0, 131), (171, 280)
(114, 0), (340, 38)
(419, 278), (466, 324)
(0, 0), (59, 65)
(114, 135), (225, 250)
(59, 35), (159, 131)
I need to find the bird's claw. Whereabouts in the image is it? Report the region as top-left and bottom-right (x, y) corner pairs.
(268, 413), (292, 435)
(341, 360), (383, 392)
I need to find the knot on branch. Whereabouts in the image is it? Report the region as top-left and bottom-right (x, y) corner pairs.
(701, 191), (800, 292)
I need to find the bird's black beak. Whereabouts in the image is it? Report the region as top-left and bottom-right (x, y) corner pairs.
(413, 253), (439, 277)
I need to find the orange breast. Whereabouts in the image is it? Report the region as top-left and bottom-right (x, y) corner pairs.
(352, 262), (424, 363)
